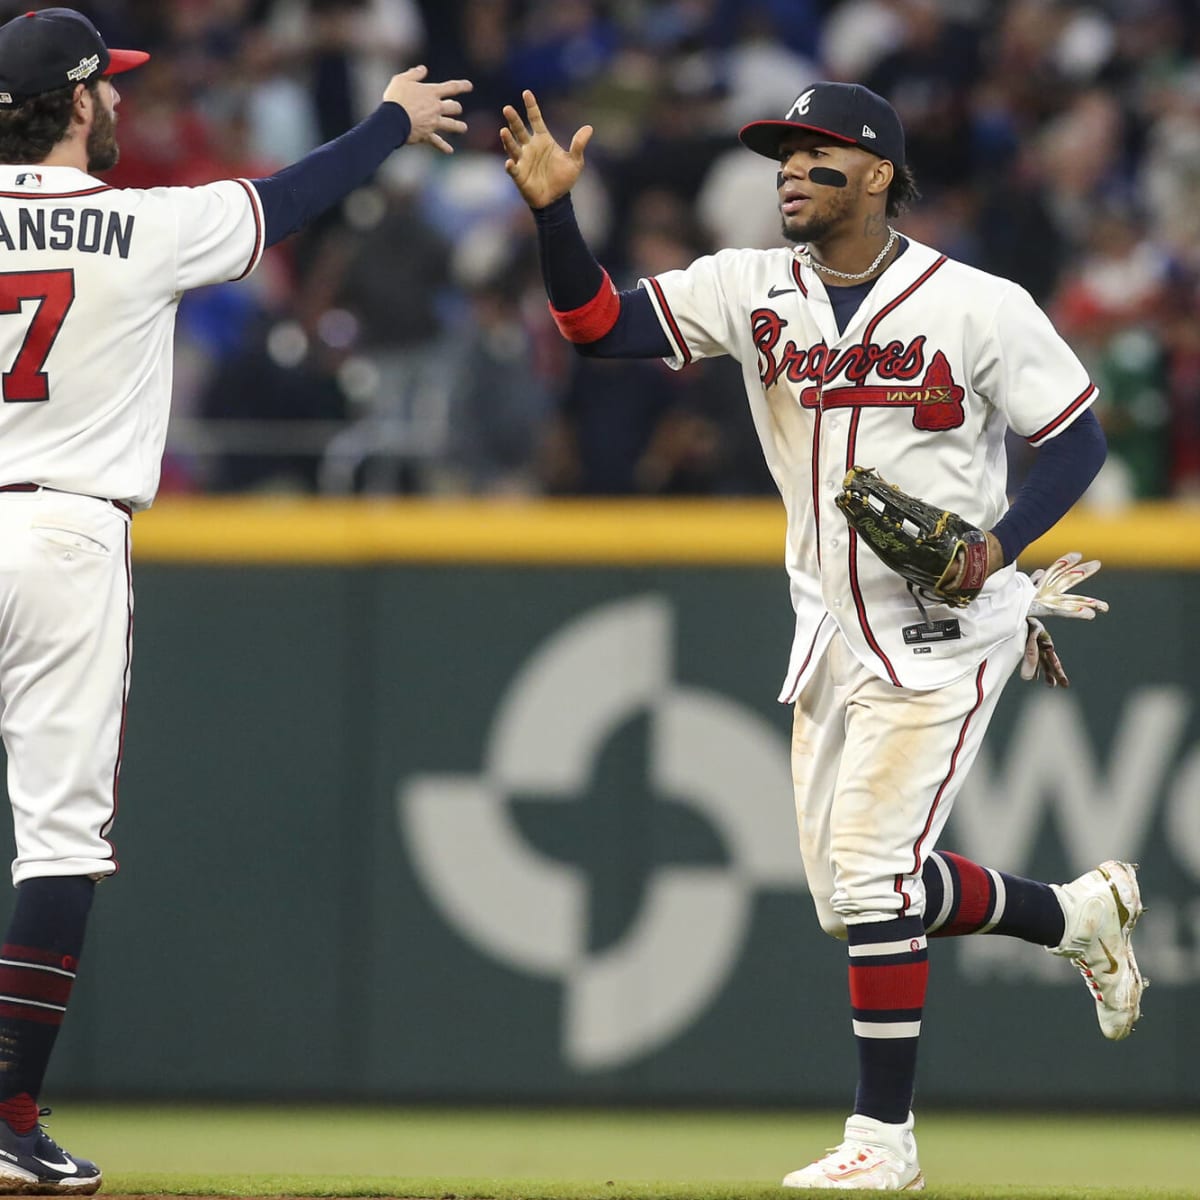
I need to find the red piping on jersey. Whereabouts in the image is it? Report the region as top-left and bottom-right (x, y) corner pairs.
(897, 658), (989, 911)
(0, 186), (111, 199)
(840, 254), (949, 691)
(645, 276), (691, 365)
(863, 254), (948, 343)
(845, 409), (901, 686)
(100, 522), (132, 877)
(811, 405), (822, 568)
(1027, 382), (1097, 445)
(790, 256), (808, 298)
(232, 179), (264, 282)
(782, 613), (829, 702)
(549, 270), (620, 343)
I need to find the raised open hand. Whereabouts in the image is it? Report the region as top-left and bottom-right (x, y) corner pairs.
(384, 66), (473, 155)
(500, 90), (593, 209)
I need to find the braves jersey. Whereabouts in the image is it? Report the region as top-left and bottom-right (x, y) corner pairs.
(0, 164), (265, 510)
(640, 237), (1098, 695)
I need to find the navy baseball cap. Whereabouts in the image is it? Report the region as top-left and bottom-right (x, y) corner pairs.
(740, 83), (905, 167)
(0, 8), (149, 107)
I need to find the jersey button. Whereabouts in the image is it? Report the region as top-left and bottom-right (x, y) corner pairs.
(830, 538), (840, 550)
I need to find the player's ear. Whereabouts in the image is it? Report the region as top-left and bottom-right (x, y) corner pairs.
(866, 158), (894, 200)
(71, 83), (90, 121)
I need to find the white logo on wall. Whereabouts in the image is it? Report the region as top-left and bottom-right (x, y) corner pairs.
(397, 595), (802, 1071)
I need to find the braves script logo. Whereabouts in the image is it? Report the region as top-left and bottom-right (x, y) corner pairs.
(750, 309), (966, 431)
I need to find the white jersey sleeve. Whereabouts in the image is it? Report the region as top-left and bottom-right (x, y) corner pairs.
(973, 283), (1098, 446)
(638, 248), (747, 369)
(153, 178), (266, 292)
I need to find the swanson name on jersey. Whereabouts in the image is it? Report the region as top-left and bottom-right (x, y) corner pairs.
(0, 206), (135, 258)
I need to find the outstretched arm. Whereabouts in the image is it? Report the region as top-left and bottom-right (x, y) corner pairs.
(252, 66), (472, 248)
(502, 91), (670, 359)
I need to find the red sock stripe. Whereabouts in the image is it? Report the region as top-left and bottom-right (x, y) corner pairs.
(938, 852), (994, 935)
(1, 944), (77, 972)
(0, 964), (73, 1007)
(549, 271), (621, 343)
(848, 960), (929, 1012)
(0, 1001), (63, 1026)
(0, 1093), (37, 1135)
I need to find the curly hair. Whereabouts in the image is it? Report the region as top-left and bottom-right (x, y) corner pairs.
(0, 80), (94, 164)
(887, 163), (921, 218)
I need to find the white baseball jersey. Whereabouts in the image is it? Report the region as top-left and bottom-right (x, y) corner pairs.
(0, 164), (265, 510)
(641, 237), (1097, 696)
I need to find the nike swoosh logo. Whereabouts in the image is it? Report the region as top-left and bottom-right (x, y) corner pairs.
(767, 285), (795, 298)
(1098, 865), (1133, 929)
(1098, 938), (1119, 975)
(33, 1157), (77, 1175)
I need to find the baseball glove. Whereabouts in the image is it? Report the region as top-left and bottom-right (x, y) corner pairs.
(835, 466), (989, 608)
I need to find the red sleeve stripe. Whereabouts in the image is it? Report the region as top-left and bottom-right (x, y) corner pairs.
(233, 179), (265, 281)
(1026, 383), (1098, 445)
(549, 270), (620, 343)
(644, 276), (692, 365)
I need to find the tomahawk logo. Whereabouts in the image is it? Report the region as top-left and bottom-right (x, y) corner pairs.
(397, 595), (802, 1071)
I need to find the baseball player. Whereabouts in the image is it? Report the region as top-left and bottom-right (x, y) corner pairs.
(502, 83), (1145, 1190)
(0, 8), (470, 1192)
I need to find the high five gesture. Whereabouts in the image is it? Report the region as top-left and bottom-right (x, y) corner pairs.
(501, 90), (593, 208)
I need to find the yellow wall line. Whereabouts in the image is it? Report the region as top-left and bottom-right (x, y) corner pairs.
(130, 497), (1200, 568)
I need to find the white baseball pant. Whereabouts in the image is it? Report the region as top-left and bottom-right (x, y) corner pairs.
(0, 489), (132, 883)
(792, 624), (1025, 938)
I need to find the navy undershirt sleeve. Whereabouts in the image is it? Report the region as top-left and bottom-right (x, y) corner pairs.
(251, 103), (413, 247)
(991, 408), (1106, 564)
(532, 195), (671, 359)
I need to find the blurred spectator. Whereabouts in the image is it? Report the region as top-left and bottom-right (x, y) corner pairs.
(440, 226), (555, 494)
(196, 314), (352, 493)
(69, 0), (1200, 502)
(1052, 204), (1173, 501)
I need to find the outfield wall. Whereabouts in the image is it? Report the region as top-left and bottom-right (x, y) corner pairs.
(3, 499), (1198, 1105)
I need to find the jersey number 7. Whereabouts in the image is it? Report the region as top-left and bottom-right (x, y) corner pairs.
(0, 269), (76, 403)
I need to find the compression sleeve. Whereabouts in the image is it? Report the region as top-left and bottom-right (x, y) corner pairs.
(532, 195), (671, 357)
(991, 408), (1107, 564)
(251, 103), (413, 247)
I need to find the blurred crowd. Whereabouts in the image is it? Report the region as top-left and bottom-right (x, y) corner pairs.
(15, 0), (1200, 502)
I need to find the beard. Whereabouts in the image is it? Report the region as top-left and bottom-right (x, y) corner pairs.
(780, 187), (858, 247)
(86, 102), (119, 173)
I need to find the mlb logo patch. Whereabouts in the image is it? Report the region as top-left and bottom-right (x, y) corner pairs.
(14, 173), (42, 189)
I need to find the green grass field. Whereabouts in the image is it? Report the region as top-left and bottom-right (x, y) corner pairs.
(40, 1105), (1199, 1199)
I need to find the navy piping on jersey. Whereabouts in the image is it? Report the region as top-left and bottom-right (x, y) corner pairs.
(0, 186), (111, 198)
(781, 613), (829, 703)
(102, 522), (133, 875)
(231, 179), (264, 281)
(1028, 382), (1099, 445)
(643, 277), (690, 364)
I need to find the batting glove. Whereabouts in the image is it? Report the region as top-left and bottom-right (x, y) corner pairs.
(1021, 617), (1069, 687)
(1027, 551), (1110, 620)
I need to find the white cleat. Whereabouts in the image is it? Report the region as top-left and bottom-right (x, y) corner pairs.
(1050, 859), (1147, 1040)
(782, 1112), (924, 1190)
